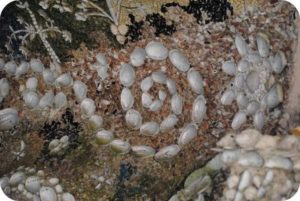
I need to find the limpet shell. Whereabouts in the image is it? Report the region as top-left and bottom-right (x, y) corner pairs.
(246, 71), (260, 92)
(187, 68), (204, 94)
(221, 90), (236, 105)
(88, 115), (103, 130)
(238, 170), (252, 191)
(177, 124), (198, 147)
(256, 32), (270, 57)
(264, 156), (293, 170)
(25, 176), (41, 193)
(221, 150), (241, 164)
(131, 145), (155, 158)
(55, 73), (73, 87)
(270, 51), (287, 74)
(158, 90), (167, 101)
(160, 114), (178, 132)
(246, 101), (260, 115)
(96, 53), (108, 66)
(171, 94), (183, 115)
(121, 88), (134, 111)
(0, 78), (10, 98)
(234, 74), (246, 89)
(236, 93), (249, 109)
(130, 47), (146, 67)
(237, 59), (249, 72)
(141, 92), (153, 108)
(222, 61), (236, 75)
(80, 98), (96, 117)
(43, 69), (56, 85)
(253, 111), (264, 130)
(235, 35), (248, 56)
(73, 80), (87, 102)
(54, 92), (67, 108)
(110, 139), (131, 154)
(238, 151), (264, 167)
(140, 122), (160, 136)
(30, 59), (44, 73)
(125, 109), (142, 129)
(39, 91), (54, 108)
(0, 108), (19, 131)
(9, 172), (26, 186)
(231, 111), (247, 130)
(151, 70), (167, 84)
(145, 41), (168, 60)
(16, 61), (30, 78)
(23, 91), (39, 108)
(149, 99), (163, 112)
(26, 77), (38, 91)
(154, 145), (180, 160)
(62, 193), (76, 201)
(266, 83), (283, 109)
(140, 77), (153, 92)
(166, 78), (177, 95)
(40, 186), (57, 201)
(168, 49), (190, 72)
(4, 61), (17, 75)
(119, 63), (135, 87)
(192, 95), (206, 124)
(96, 130), (114, 145)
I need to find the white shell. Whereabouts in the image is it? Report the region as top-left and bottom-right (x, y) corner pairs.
(141, 92), (153, 108)
(119, 63), (135, 87)
(110, 139), (131, 154)
(168, 49), (190, 72)
(187, 68), (204, 94)
(171, 94), (183, 115)
(231, 111), (247, 130)
(222, 61), (236, 75)
(246, 71), (260, 92)
(237, 59), (249, 72)
(26, 77), (38, 91)
(88, 115), (103, 130)
(154, 145), (180, 160)
(266, 84), (283, 109)
(151, 70), (167, 84)
(130, 47), (146, 67)
(0, 108), (19, 130)
(177, 124), (198, 146)
(16, 61), (30, 78)
(125, 109), (142, 129)
(9, 172), (26, 186)
(235, 129), (262, 149)
(270, 51), (286, 74)
(166, 78), (177, 95)
(61, 193), (76, 201)
(149, 99), (163, 112)
(246, 101), (260, 115)
(110, 24), (118, 35)
(50, 61), (62, 74)
(217, 133), (236, 149)
(118, 24), (129, 35)
(253, 111), (264, 130)
(4, 61), (17, 74)
(236, 93), (248, 109)
(234, 74), (246, 89)
(120, 88), (134, 111)
(73, 80), (87, 102)
(96, 53), (108, 66)
(0, 78), (10, 98)
(131, 145), (155, 157)
(25, 176), (41, 193)
(96, 130), (114, 145)
(23, 91), (39, 108)
(140, 77), (153, 92)
(158, 90), (167, 101)
(264, 156), (293, 170)
(160, 114), (178, 132)
(30, 59), (44, 73)
(54, 92), (67, 108)
(256, 33), (270, 57)
(80, 98), (96, 117)
(238, 170), (252, 191)
(238, 151), (264, 167)
(145, 41), (168, 60)
(40, 187), (57, 201)
(246, 52), (262, 63)
(235, 35), (248, 56)
(227, 175), (239, 189)
(221, 90), (236, 105)
(192, 95), (206, 124)
(43, 69), (56, 85)
(140, 122), (160, 136)
(262, 170), (273, 186)
(54, 184), (63, 193)
(39, 91), (54, 108)
(221, 150), (241, 164)
(55, 73), (73, 87)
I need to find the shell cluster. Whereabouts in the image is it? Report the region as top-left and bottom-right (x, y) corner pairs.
(0, 166), (75, 201)
(48, 135), (70, 156)
(221, 33), (286, 130)
(95, 40), (207, 159)
(170, 128), (300, 201)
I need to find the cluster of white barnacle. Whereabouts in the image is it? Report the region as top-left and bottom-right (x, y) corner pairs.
(221, 33), (286, 130)
(169, 128), (300, 201)
(0, 166), (75, 201)
(95, 40), (207, 160)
